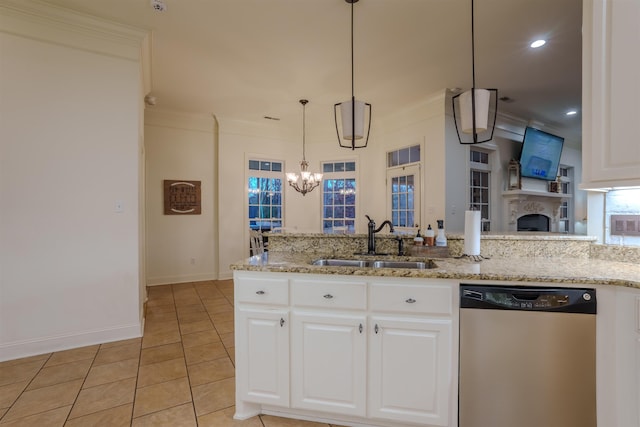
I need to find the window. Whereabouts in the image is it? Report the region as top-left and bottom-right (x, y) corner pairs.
(387, 145), (420, 168)
(387, 145), (421, 230)
(558, 166), (573, 233)
(469, 148), (491, 231)
(322, 161), (356, 233)
(248, 159), (283, 231)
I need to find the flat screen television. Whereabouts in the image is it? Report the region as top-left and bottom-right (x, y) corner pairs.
(518, 127), (564, 181)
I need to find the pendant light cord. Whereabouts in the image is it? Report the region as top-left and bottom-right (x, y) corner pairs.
(351, 0), (355, 100)
(350, 0), (356, 149)
(471, 0), (476, 89)
(300, 99), (308, 162)
(470, 0), (478, 143)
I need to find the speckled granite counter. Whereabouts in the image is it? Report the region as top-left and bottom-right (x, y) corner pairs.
(231, 251), (640, 289)
(234, 232), (640, 288)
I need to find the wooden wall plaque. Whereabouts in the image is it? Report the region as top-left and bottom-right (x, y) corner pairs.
(164, 180), (201, 215)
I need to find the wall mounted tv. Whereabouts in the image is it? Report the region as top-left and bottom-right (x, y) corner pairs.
(518, 127), (564, 181)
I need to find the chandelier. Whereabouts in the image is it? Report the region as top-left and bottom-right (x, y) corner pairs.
(451, 0), (498, 144)
(334, 0), (371, 150)
(287, 99), (323, 196)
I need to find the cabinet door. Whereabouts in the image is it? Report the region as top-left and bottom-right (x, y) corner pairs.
(582, 0), (640, 188)
(369, 316), (452, 426)
(235, 307), (289, 407)
(291, 311), (367, 417)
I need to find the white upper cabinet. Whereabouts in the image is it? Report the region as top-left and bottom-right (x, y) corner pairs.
(582, 0), (640, 189)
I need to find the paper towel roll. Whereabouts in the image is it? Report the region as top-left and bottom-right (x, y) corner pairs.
(464, 210), (481, 256)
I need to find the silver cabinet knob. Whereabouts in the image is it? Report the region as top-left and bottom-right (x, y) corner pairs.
(323, 294), (334, 299)
(256, 290), (265, 295)
(405, 298), (416, 304)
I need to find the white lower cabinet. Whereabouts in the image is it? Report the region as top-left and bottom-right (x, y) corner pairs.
(368, 316), (452, 426)
(235, 307), (289, 407)
(234, 271), (456, 426)
(291, 311), (367, 417)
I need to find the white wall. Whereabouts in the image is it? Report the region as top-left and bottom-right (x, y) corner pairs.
(145, 110), (217, 285)
(381, 92), (448, 231)
(0, 3), (147, 361)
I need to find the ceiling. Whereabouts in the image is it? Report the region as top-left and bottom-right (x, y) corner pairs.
(41, 0), (583, 145)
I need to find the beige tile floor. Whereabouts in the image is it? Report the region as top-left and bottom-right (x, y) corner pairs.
(0, 280), (345, 427)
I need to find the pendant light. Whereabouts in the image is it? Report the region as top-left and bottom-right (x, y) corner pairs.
(287, 100), (323, 196)
(452, 0), (498, 144)
(334, 0), (371, 150)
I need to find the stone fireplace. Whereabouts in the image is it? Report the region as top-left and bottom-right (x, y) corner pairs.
(502, 190), (570, 232)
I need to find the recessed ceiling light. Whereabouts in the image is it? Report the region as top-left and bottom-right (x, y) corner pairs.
(530, 39), (546, 48)
(566, 110), (578, 116)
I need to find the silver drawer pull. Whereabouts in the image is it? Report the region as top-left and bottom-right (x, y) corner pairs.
(256, 290), (265, 295)
(323, 294), (334, 299)
(280, 318), (285, 327)
(405, 298), (416, 304)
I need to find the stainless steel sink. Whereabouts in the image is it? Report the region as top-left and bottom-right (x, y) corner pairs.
(311, 259), (437, 269)
(311, 259), (370, 267)
(371, 260), (436, 269)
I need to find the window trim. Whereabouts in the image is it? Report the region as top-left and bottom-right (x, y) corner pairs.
(245, 155), (285, 239)
(321, 159), (358, 234)
(467, 146), (495, 232)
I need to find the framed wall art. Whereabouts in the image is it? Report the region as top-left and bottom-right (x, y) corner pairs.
(164, 180), (201, 215)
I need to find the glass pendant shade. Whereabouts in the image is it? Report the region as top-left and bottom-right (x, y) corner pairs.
(452, 88), (498, 144)
(460, 89), (490, 133)
(340, 99), (365, 140)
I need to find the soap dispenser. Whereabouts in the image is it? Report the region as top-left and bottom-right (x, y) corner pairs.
(413, 226), (424, 246)
(424, 224), (435, 246)
(435, 220), (447, 247)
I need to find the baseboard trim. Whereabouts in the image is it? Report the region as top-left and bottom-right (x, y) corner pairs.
(0, 323), (142, 362)
(146, 273), (217, 286)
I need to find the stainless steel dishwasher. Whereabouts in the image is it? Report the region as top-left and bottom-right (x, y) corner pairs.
(459, 284), (597, 427)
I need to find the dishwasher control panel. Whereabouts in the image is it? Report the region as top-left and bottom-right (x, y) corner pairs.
(461, 285), (597, 314)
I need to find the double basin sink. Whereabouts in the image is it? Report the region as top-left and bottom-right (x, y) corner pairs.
(311, 258), (437, 270)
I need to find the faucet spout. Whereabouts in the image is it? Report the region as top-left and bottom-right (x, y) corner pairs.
(374, 220), (394, 234)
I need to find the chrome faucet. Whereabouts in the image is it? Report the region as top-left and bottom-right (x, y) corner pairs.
(365, 215), (394, 254)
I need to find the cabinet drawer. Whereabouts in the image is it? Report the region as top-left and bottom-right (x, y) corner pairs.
(236, 277), (289, 306)
(370, 282), (452, 315)
(291, 279), (367, 310)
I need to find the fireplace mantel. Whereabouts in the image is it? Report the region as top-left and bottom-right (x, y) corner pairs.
(501, 190), (572, 232)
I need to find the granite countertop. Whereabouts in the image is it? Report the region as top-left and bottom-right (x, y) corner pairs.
(231, 251), (640, 289)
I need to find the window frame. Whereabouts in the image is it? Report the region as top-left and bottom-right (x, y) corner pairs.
(246, 156), (284, 233)
(468, 146), (493, 232)
(321, 160), (358, 234)
(386, 144), (422, 233)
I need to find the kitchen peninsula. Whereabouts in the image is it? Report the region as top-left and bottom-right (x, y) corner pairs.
(231, 233), (640, 427)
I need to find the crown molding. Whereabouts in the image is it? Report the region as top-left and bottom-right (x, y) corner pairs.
(0, 0), (150, 61)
